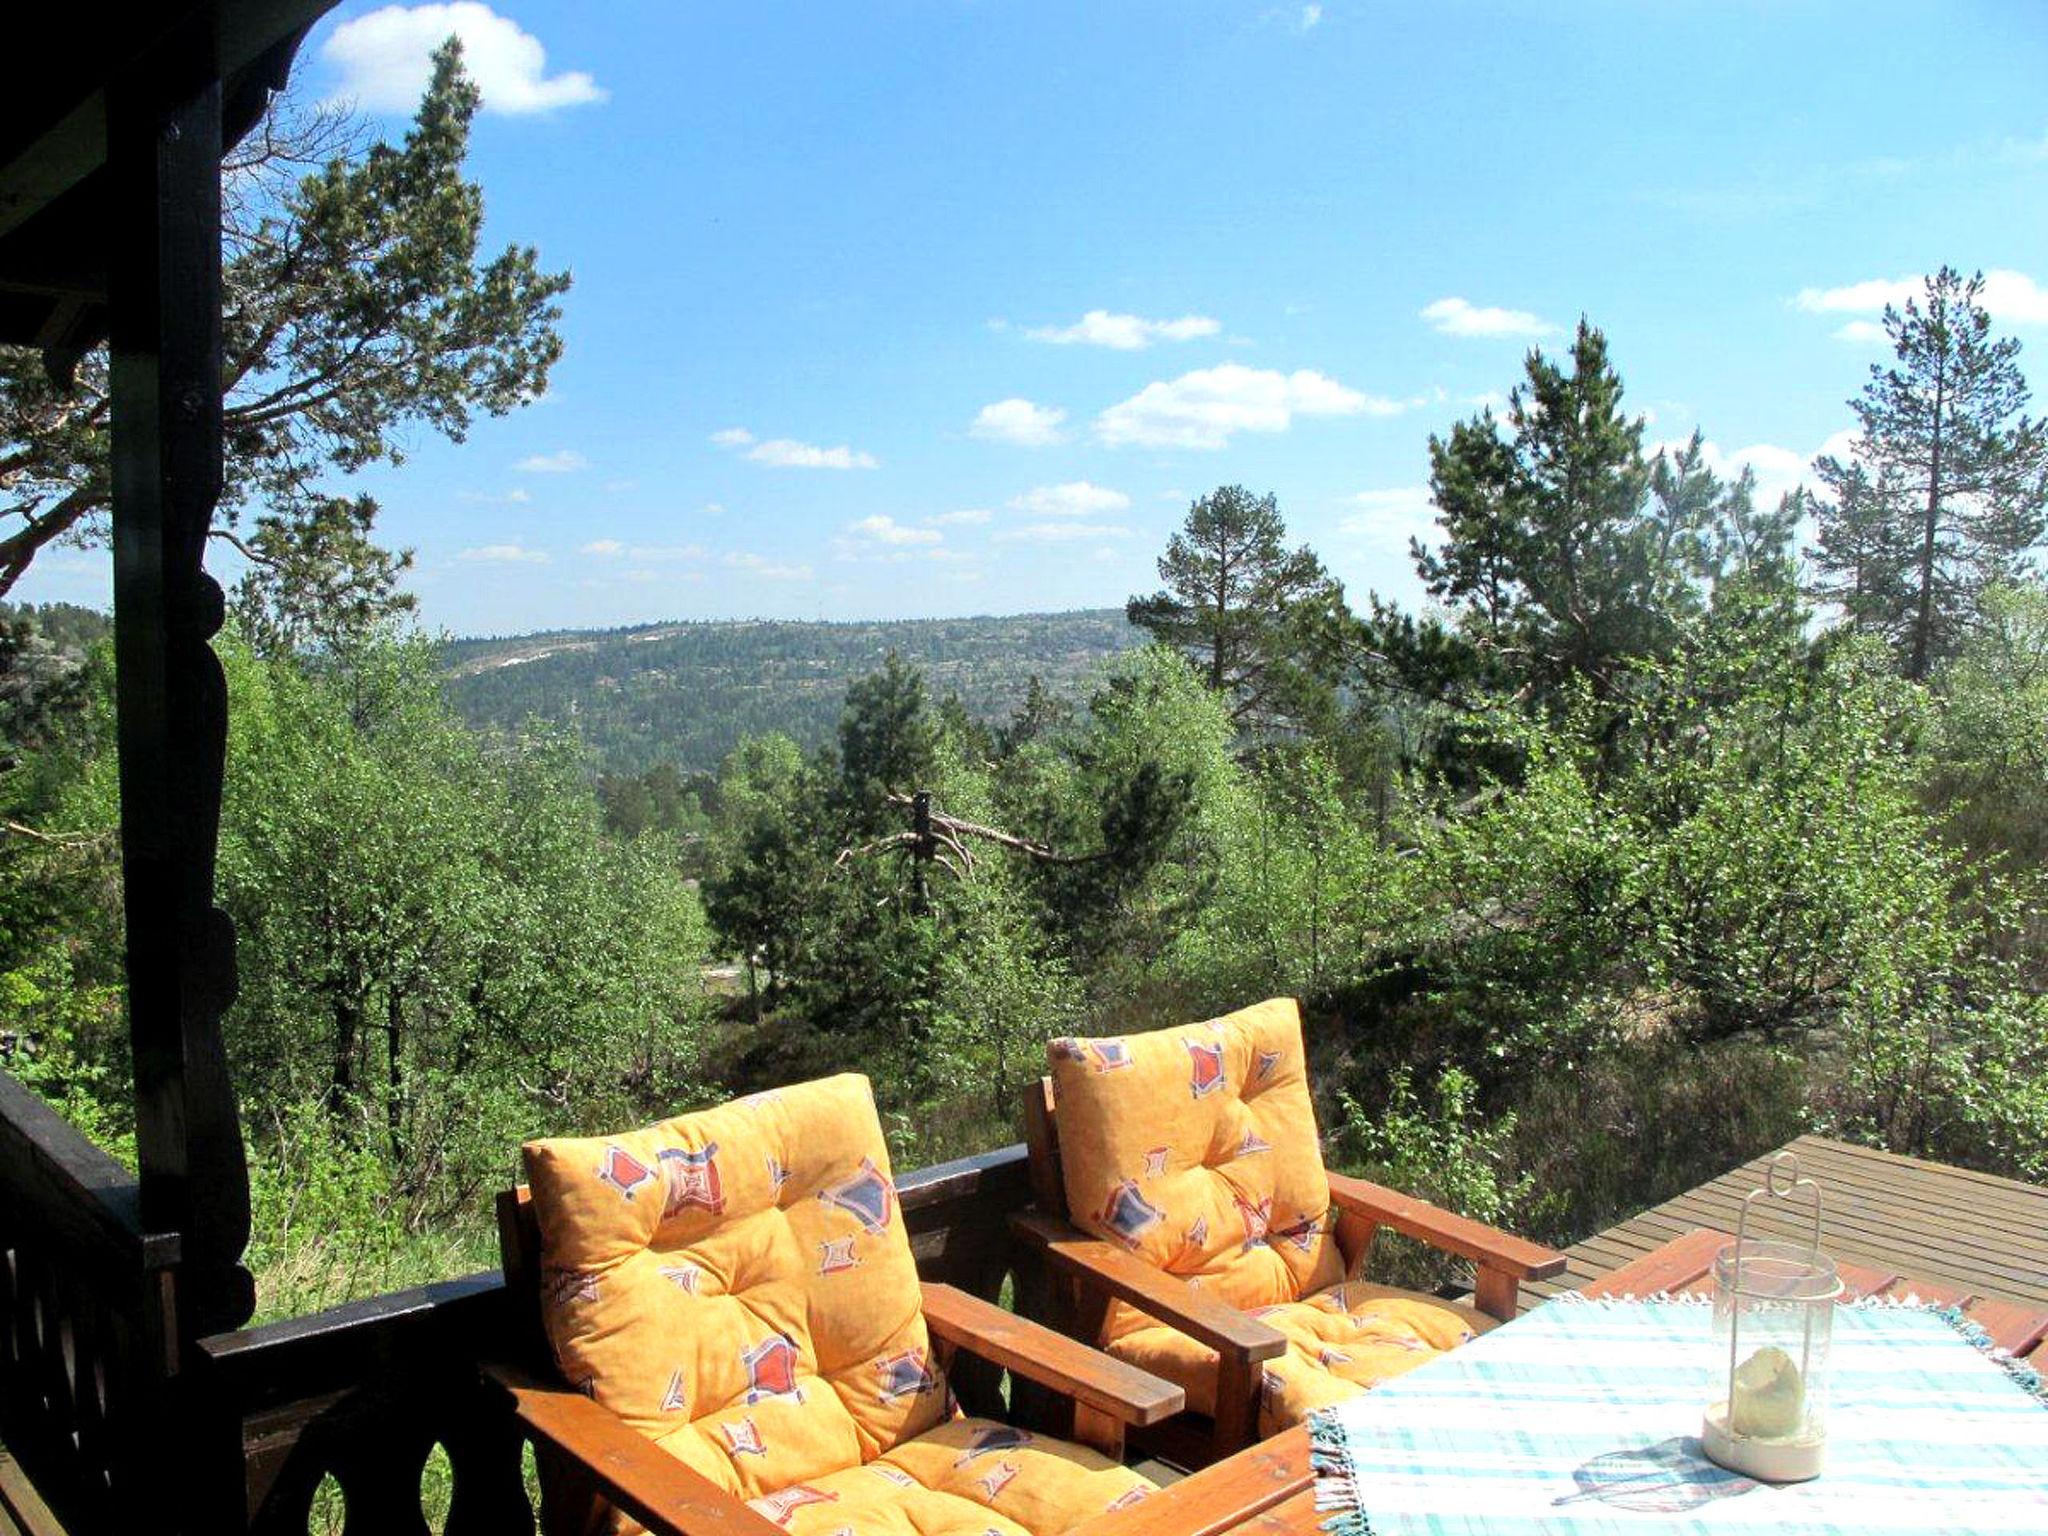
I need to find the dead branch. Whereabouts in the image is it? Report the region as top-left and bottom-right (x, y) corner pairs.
(2, 818), (105, 849)
(879, 792), (1102, 866)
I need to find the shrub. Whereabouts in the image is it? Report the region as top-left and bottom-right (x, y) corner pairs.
(1335, 1067), (1532, 1293)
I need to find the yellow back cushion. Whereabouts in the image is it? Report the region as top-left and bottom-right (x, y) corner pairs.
(1049, 998), (1343, 1336)
(522, 1074), (949, 1497)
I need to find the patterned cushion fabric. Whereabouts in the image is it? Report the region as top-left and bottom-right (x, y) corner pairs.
(1115, 1279), (1494, 1437)
(1049, 998), (1346, 1327)
(1048, 998), (1489, 1434)
(523, 1073), (1155, 1534)
(524, 1075), (946, 1499)
(751, 1418), (1152, 1536)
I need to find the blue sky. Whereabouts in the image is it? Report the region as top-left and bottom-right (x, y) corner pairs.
(20, 2), (2048, 635)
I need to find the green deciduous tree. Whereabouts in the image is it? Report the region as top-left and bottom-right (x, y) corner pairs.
(1807, 268), (2048, 679)
(0, 40), (568, 634)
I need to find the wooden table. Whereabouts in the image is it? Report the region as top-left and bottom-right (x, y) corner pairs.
(1077, 1227), (2048, 1536)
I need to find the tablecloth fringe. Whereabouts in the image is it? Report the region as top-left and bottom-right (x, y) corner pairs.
(1310, 1405), (1374, 1536)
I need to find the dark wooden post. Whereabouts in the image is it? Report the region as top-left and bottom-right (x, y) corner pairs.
(107, 18), (256, 1342)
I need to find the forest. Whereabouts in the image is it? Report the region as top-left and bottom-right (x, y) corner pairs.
(2, 50), (2045, 1322)
(440, 609), (1141, 775)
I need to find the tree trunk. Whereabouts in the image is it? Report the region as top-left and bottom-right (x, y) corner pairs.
(1908, 373), (1946, 681)
(329, 994), (361, 1115)
(385, 988), (405, 1165)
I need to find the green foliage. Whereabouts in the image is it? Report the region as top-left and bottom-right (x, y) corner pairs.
(1931, 581), (2048, 877)
(1336, 1068), (1532, 1293)
(3, 629), (714, 1313)
(214, 634), (715, 1227)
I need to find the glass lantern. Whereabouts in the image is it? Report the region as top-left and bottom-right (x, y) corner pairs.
(1701, 1152), (1842, 1482)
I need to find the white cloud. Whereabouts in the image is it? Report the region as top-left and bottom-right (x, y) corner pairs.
(845, 515), (941, 548)
(971, 398), (1068, 447)
(1832, 319), (1888, 345)
(1794, 276), (1917, 314)
(751, 439), (878, 470)
(724, 551), (813, 580)
(1299, 4), (1324, 29)
(459, 543), (549, 564)
(713, 429), (878, 470)
(321, 3), (606, 115)
(1796, 269), (2048, 326)
(1096, 364), (1390, 450)
(577, 537), (705, 562)
(514, 449), (588, 474)
(1024, 310), (1222, 350)
(927, 508), (992, 527)
(1008, 481), (1133, 519)
(1420, 297), (1559, 339)
(1339, 487), (1438, 548)
(996, 522), (1134, 544)
(458, 487), (531, 504)
(603, 478), (640, 494)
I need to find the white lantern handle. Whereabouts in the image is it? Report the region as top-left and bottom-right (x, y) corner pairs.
(1735, 1150), (1825, 1264)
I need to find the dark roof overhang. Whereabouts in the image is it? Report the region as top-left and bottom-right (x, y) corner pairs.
(0, 0), (340, 376)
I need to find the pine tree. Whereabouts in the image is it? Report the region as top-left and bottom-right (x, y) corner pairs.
(1413, 322), (1678, 701)
(1127, 485), (1348, 733)
(1807, 267), (2048, 679)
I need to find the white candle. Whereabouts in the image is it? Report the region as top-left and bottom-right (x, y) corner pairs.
(1730, 1345), (1805, 1439)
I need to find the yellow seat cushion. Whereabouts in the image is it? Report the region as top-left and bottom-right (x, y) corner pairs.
(1048, 998), (1488, 1434)
(749, 1417), (1153, 1536)
(523, 1074), (1155, 1534)
(1110, 1279), (1493, 1437)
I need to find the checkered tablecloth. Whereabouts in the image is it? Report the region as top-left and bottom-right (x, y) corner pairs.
(1309, 1295), (2048, 1535)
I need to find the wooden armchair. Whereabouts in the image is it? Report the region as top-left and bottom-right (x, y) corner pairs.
(487, 1075), (1186, 1536)
(1014, 1000), (1565, 1467)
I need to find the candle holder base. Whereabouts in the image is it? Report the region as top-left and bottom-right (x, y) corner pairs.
(1702, 1403), (1826, 1483)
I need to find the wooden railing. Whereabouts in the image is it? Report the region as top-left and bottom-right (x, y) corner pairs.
(190, 1142), (1035, 1534)
(0, 1070), (180, 1534)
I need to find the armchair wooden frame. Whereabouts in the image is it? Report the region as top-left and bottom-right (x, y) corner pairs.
(488, 1185), (1187, 1536)
(1015, 1077), (1566, 1467)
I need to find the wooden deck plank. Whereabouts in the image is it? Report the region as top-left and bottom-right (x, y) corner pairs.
(1671, 1166), (2046, 1259)
(1578, 1229), (1723, 1297)
(1796, 1135), (2048, 1206)
(1533, 1137), (2048, 1320)
(1652, 1187), (2048, 1301)
(1691, 1161), (2048, 1258)
(1957, 1298), (2048, 1357)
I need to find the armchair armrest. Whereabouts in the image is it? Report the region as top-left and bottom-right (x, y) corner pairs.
(483, 1362), (787, 1536)
(921, 1281), (1184, 1426)
(1009, 1211), (1287, 1364)
(1325, 1172), (1565, 1280)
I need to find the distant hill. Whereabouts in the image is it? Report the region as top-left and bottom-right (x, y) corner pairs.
(439, 610), (1143, 772)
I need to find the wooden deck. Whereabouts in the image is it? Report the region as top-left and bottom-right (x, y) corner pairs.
(1518, 1133), (2048, 1319)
